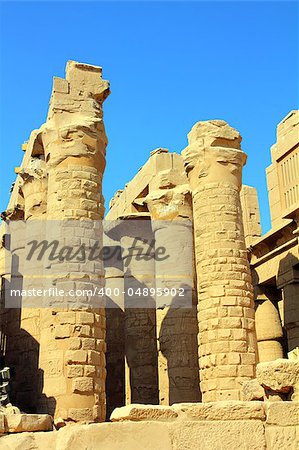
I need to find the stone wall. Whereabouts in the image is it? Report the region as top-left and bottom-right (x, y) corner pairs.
(1, 402), (298, 449)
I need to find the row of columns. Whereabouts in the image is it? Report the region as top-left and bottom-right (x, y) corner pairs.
(2, 86), (295, 419)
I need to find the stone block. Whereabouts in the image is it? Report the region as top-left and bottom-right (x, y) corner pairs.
(81, 338), (96, 350)
(110, 404), (178, 422)
(88, 350), (102, 365)
(69, 337), (82, 350)
(0, 413), (5, 434)
(265, 425), (298, 450)
(84, 365), (96, 377)
(170, 420), (265, 450)
(67, 365), (84, 378)
(265, 402), (299, 426)
(72, 377), (94, 393)
(67, 408), (94, 422)
(74, 325), (92, 337)
(238, 365), (254, 377)
(53, 76), (69, 94)
(172, 401), (265, 421)
(55, 324), (71, 339)
(5, 414), (53, 433)
(56, 312), (76, 324)
(256, 359), (299, 392)
(65, 350), (87, 364)
(241, 379), (264, 401)
(216, 390), (240, 401)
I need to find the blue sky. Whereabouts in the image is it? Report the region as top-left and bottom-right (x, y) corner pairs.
(0, 1), (298, 232)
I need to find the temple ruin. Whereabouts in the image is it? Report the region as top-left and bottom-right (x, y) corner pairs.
(0, 62), (298, 449)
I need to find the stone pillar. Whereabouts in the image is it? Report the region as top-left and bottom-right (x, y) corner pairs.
(145, 166), (200, 405)
(103, 229), (125, 419)
(283, 282), (299, 351)
(0, 206), (25, 408)
(279, 211), (299, 353)
(0, 226), (6, 358)
(115, 218), (159, 405)
(255, 289), (284, 362)
(182, 120), (257, 402)
(240, 185), (262, 247)
(37, 61), (110, 422)
(16, 156), (48, 411)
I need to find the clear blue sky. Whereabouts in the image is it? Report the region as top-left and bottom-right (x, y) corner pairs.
(0, 1), (298, 232)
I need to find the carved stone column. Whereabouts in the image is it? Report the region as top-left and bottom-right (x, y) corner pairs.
(0, 206), (25, 408)
(110, 217), (159, 405)
(255, 289), (284, 362)
(283, 282), (299, 351)
(145, 165), (200, 404)
(37, 61), (110, 422)
(182, 120), (257, 401)
(14, 154), (48, 412)
(103, 228), (125, 419)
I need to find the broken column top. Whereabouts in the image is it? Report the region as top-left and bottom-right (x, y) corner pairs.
(47, 60), (110, 122)
(183, 120), (245, 165)
(182, 119), (247, 188)
(187, 120), (241, 146)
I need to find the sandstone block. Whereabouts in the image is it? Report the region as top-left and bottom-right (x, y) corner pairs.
(0, 413), (5, 434)
(265, 425), (298, 450)
(81, 338), (96, 350)
(67, 365), (84, 378)
(74, 325), (91, 337)
(265, 402), (299, 426)
(241, 379), (264, 401)
(72, 377), (94, 393)
(238, 365), (254, 377)
(55, 324), (71, 339)
(77, 311), (94, 324)
(110, 404), (178, 422)
(69, 337), (82, 350)
(256, 359), (299, 392)
(170, 420), (265, 450)
(88, 350), (102, 365)
(65, 350), (87, 364)
(5, 414), (53, 433)
(56, 312), (76, 324)
(216, 390), (240, 401)
(53, 76), (69, 94)
(84, 365), (96, 377)
(172, 401), (265, 421)
(67, 408), (94, 422)
(57, 422), (172, 450)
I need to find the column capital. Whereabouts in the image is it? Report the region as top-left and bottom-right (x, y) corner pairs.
(182, 119), (247, 190)
(145, 184), (191, 221)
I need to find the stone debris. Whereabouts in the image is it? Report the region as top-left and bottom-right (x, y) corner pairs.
(256, 359), (299, 400)
(0, 413), (53, 434)
(241, 379), (265, 401)
(110, 404), (178, 422)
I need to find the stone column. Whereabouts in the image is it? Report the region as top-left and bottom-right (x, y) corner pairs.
(279, 211), (299, 352)
(182, 120), (257, 402)
(145, 167), (200, 405)
(0, 226), (6, 358)
(37, 61), (110, 422)
(113, 218), (159, 405)
(283, 282), (299, 351)
(103, 228), (125, 419)
(16, 155), (48, 412)
(255, 289), (284, 362)
(0, 206), (25, 408)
